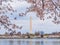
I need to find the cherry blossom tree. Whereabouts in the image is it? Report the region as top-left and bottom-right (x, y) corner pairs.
(26, 0), (60, 24)
(0, 0), (22, 33)
(0, 0), (60, 34)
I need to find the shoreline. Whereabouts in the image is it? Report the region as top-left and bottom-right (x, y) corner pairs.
(0, 37), (60, 39)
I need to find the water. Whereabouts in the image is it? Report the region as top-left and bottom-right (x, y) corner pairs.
(0, 39), (60, 45)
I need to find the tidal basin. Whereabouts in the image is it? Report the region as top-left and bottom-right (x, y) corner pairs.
(0, 39), (60, 45)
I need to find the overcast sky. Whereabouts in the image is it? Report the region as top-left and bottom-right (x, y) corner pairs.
(0, 0), (60, 34)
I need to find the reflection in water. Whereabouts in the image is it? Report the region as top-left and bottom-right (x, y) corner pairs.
(26, 41), (30, 45)
(35, 40), (44, 45)
(0, 39), (60, 45)
(17, 40), (21, 45)
(40, 41), (44, 45)
(35, 41), (40, 45)
(29, 39), (33, 45)
(52, 41), (60, 45)
(9, 40), (14, 45)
